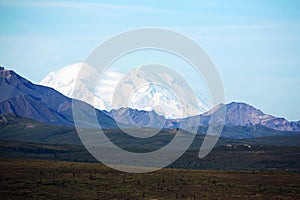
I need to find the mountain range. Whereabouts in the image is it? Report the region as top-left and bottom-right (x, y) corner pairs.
(102, 96), (300, 132)
(0, 66), (300, 139)
(1, 112), (300, 145)
(0, 67), (119, 129)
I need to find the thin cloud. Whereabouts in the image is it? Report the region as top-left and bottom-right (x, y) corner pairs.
(0, 0), (168, 13)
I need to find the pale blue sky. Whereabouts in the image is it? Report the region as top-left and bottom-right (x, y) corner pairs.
(0, 0), (300, 120)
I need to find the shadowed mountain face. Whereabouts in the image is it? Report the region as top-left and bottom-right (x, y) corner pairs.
(0, 94), (72, 126)
(0, 68), (118, 128)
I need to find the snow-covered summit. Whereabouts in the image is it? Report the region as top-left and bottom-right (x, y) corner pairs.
(39, 63), (207, 118)
(39, 63), (123, 111)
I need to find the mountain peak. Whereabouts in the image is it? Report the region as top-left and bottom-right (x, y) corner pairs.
(0, 68), (24, 79)
(227, 102), (264, 114)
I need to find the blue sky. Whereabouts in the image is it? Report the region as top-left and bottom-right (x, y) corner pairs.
(0, 0), (300, 120)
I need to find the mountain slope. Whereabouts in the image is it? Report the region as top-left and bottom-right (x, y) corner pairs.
(0, 94), (73, 126)
(0, 68), (118, 128)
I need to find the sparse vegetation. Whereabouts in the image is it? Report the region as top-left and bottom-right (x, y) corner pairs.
(0, 158), (300, 199)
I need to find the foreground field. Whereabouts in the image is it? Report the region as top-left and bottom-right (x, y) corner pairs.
(0, 159), (299, 199)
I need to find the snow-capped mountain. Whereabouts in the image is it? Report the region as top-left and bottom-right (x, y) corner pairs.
(39, 63), (123, 111)
(39, 63), (209, 119)
(111, 65), (209, 119)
